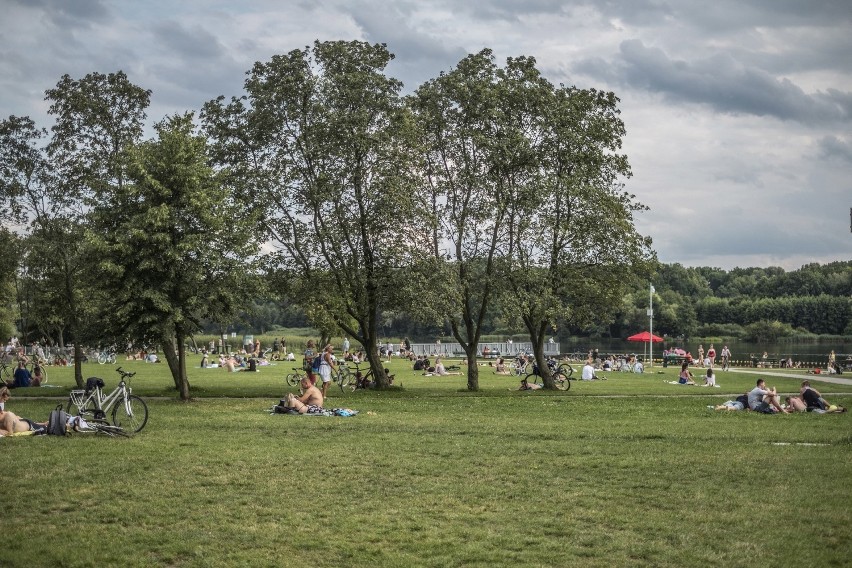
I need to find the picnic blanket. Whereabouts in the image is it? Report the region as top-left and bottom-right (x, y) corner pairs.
(269, 405), (358, 417)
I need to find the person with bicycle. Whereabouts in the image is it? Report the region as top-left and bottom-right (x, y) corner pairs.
(6, 361), (32, 389)
(317, 344), (336, 399)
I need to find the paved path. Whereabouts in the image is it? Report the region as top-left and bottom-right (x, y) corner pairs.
(724, 367), (852, 386)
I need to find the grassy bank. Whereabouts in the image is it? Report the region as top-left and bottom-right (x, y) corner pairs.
(4, 361), (851, 567)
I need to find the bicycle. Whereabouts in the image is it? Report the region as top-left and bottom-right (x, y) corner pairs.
(510, 355), (532, 377)
(25, 359), (48, 384)
(66, 367), (149, 433)
(285, 367), (308, 387)
(334, 363), (361, 392)
(97, 348), (117, 365)
(524, 358), (573, 390)
(0, 351), (14, 383)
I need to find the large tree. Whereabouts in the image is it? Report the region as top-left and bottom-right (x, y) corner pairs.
(0, 114), (101, 387)
(498, 62), (654, 387)
(0, 72), (152, 387)
(411, 50), (534, 391)
(202, 40), (427, 387)
(90, 113), (255, 400)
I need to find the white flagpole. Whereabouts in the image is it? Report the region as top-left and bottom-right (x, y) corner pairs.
(649, 284), (655, 367)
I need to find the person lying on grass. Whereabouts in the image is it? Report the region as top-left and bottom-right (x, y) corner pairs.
(279, 377), (325, 414)
(800, 380), (846, 413)
(711, 393), (750, 411)
(784, 396), (808, 412)
(748, 378), (788, 413)
(518, 378), (542, 390)
(0, 387), (46, 435)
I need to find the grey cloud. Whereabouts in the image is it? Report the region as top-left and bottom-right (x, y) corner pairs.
(597, 0), (851, 32)
(151, 21), (225, 60)
(8, 0), (112, 28)
(348, 5), (467, 89)
(615, 39), (851, 124)
(817, 136), (852, 164)
(447, 0), (571, 21)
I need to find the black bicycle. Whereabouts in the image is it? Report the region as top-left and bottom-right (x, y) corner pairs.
(524, 358), (573, 390)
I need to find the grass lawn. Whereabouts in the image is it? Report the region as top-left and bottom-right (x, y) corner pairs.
(4, 360), (851, 567)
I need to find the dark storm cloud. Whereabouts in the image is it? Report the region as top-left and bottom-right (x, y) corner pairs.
(613, 39), (851, 124)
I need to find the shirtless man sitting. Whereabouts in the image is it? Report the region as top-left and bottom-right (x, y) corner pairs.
(280, 377), (325, 414)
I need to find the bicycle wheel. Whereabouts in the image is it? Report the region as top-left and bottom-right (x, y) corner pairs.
(522, 372), (540, 389)
(66, 394), (99, 419)
(553, 371), (571, 391)
(337, 367), (354, 391)
(286, 373), (302, 387)
(112, 395), (149, 433)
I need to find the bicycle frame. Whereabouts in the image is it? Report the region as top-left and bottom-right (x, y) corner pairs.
(69, 380), (130, 418)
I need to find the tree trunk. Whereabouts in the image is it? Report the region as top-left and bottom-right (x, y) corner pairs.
(161, 337), (182, 392)
(73, 342), (84, 388)
(465, 344), (480, 391)
(527, 319), (555, 389)
(176, 337), (190, 400)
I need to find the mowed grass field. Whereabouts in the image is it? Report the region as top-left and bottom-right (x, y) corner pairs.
(4, 358), (851, 567)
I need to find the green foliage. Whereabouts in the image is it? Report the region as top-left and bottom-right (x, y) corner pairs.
(743, 320), (796, 342)
(89, 113), (257, 398)
(0, 227), (20, 338)
(202, 40), (427, 388)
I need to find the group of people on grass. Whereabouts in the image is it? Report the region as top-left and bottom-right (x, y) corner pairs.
(675, 362), (719, 387)
(712, 379), (846, 414)
(4, 360), (46, 389)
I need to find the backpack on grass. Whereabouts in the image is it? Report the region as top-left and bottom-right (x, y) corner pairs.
(47, 404), (69, 436)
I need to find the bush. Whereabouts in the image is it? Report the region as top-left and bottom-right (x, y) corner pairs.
(696, 323), (744, 338)
(743, 320), (795, 342)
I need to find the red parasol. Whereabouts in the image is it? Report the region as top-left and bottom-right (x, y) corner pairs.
(627, 331), (664, 343)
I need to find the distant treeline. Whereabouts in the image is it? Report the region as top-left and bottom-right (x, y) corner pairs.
(610, 261), (852, 340)
(213, 261), (852, 341)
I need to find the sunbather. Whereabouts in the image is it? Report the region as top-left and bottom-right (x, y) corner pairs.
(0, 387), (46, 435)
(278, 377), (325, 414)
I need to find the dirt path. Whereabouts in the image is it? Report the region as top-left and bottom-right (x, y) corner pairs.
(723, 367), (852, 386)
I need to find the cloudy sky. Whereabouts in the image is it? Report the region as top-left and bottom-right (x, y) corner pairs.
(2, 0), (850, 270)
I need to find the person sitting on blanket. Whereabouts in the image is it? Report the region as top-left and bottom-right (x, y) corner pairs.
(280, 377), (325, 414)
(678, 362), (696, 385)
(0, 387), (46, 435)
(434, 358), (461, 376)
